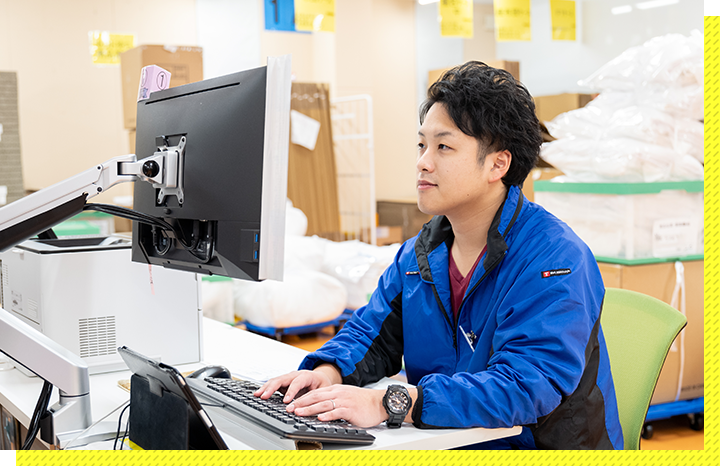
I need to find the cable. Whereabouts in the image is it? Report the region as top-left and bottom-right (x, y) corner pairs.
(22, 380), (53, 450)
(120, 412), (130, 449)
(83, 203), (175, 233)
(113, 402), (132, 450)
(62, 399), (130, 450)
(83, 203), (214, 263)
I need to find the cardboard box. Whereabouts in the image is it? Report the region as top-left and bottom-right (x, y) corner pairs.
(598, 260), (704, 405)
(128, 128), (136, 153)
(377, 200), (432, 242)
(120, 45), (203, 129)
(533, 93), (594, 124)
(0, 72), (24, 205)
(428, 60), (520, 88)
(376, 225), (403, 246)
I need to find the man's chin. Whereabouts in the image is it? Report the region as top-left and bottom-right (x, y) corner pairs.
(416, 201), (440, 216)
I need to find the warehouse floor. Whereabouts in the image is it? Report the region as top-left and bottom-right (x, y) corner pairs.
(281, 327), (704, 450)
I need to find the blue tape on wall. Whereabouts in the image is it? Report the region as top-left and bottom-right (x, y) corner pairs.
(264, 0), (297, 32)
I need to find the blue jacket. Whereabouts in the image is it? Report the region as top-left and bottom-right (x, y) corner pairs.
(300, 186), (624, 449)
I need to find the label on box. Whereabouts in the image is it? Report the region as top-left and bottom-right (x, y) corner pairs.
(290, 110), (321, 151)
(137, 65), (171, 102)
(652, 218), (698, 257)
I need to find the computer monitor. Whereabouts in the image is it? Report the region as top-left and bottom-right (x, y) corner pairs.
(131, 56), (291, 282)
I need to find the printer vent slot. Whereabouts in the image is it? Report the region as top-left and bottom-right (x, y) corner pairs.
(79, 316), (117, 358)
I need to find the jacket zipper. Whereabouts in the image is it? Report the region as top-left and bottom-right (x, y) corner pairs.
(454, 193), (523, 347)
(429, 283), (456, 348)
(428, 252), (504, 351)
(454, 253), (505, 348)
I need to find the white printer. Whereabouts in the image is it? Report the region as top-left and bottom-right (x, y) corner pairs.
(0, 236), (203, 374)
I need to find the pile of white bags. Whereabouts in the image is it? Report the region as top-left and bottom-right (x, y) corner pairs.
(231, 201), (400, 328)
(541, 31), (704, 182)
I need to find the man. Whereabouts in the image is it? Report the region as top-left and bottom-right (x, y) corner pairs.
(255, 61), (624, 449)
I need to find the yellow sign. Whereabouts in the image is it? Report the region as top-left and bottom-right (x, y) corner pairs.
(295, 0), (335, 32)
(440, 0), (473, 39)
(89, 31), (135, 65)
(493, 0), (531, 42)
(550, 0), (576, 41)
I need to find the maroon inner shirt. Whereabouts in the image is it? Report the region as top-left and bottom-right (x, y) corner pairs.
(449, 245), (487, 322)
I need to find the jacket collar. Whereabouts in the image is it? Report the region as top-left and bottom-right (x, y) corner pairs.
(414, 185), (525, 283)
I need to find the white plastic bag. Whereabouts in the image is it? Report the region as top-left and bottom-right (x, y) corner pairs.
(233, 269), (347, 328)
(579, 31), (703, 92)
(321, 240), (401, 309)
(285, 199), (308, 236)
(202, 280), (235, 324)
(548, 95), (704, 160)
(540, 137), (704, 183)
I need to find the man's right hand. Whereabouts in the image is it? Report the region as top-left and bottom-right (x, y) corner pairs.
(253, 364), (342, 403)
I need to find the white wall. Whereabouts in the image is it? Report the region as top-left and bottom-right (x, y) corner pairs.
(196, 0), (262, 79)
(197, 0), (418, 202)
(0, 0), (198, 201)
(415, 3), (464, 112)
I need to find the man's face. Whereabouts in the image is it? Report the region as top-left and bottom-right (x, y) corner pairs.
(416, 103), (496, 220)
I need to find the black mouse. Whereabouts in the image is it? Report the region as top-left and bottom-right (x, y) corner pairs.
(187, 365), (232, 380)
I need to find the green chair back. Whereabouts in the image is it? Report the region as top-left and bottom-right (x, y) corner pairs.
(601, 288), (687, 450)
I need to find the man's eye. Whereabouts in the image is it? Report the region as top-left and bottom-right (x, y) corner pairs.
(418, 143), (425, 150)
(439, 144), (450, 150)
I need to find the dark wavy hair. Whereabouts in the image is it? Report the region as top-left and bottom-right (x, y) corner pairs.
(420, 61), (541, 187)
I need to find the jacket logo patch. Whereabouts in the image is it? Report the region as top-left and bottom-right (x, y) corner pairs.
(542, 268), (571, 278)
(406, 271), (419, 275)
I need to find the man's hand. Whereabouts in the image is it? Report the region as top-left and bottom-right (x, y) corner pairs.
(287, 385), (389, 428)
(254, 364), (342, 403)
(255, 364), (417, 428)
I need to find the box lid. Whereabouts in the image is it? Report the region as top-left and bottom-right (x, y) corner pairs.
(534, 180), (704, 195)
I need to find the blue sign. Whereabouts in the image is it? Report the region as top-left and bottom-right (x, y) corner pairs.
(264, 0), (297, 32)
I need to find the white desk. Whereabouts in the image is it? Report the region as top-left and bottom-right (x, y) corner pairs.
(0, 317), (521, 450)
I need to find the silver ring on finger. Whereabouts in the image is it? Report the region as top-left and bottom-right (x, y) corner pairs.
(331, 399), (336, 410)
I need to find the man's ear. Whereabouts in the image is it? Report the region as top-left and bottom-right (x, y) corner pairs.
(488, 150), (511, 182)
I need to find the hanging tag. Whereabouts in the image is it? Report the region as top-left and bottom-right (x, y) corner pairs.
(148, 264), (155, 295)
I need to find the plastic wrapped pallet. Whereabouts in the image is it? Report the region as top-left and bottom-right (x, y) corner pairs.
(534, 180), (703, 262)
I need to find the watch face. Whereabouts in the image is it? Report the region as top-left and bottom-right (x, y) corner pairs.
(386, 391), (409, 414)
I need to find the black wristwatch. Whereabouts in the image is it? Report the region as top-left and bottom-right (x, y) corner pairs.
(382, 385), (412, 428)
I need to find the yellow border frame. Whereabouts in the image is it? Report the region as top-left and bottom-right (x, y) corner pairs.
(12, 15), (715, 466)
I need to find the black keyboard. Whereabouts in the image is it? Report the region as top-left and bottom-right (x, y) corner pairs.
(187, 377), (376, 446)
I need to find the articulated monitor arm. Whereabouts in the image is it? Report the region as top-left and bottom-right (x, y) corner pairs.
(0, 307), (91, 445)
(0, 140), (186, 446)
(0, 138), (185, 252)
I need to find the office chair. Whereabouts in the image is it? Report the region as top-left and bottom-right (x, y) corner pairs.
(600, 287), (687, 450)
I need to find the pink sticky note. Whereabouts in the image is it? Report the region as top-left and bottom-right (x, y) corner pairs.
(137, 65), (171, 101)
